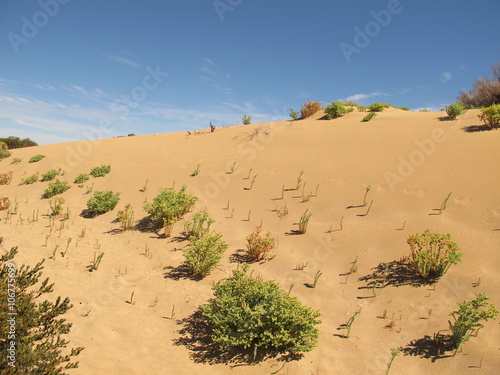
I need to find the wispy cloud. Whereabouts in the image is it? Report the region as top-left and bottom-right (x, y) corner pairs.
(440, 72), (452, 83)
(102, 53), (142, 68)
(340, 91), (389, 102)
(198, 58), (234, 98)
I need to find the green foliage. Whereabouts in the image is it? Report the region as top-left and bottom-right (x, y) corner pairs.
(11, 157), (22, 164)
(41, 169), (61, 182)
(117, 204), (134, 231)
(357, 105), (368, 112)
(0, 247), (83, 374)
(289, 108), (300, 120)
(300, 100), (322, 119)
(0, 136), (38, 149)
(324, 101), (354, 119)
(143, 186), (198, 235)
(362, 112), (377, 122)
(478, 103), (500, 129)
(446, 102), (465, 120)
(21, 173), (39, 185)
(246, 227), (275, 262)
(89, 165), (111, 177)
(449, 293), (498, 354)
(242, 115), (252, 125)
(86, 191), (120, 214)
(0, 172), (13, 185)
(343, 101), (359, 107)
(298, 209), (312, 234)
(407, 230), (462, 279)
(369, 102), (388, 112)
(43, 179), (70, 198)
(201, 265), (321, 360)
(399, 106), (410, 111)
(0, 142), (11, 160)
(419, 109), (430, 112)
(74, 173), (89, 184)
(184, 210), (215, 240)
(49, 197), (65, 216)
(29, 154), (45, 163)
(183, 232), (228, 276)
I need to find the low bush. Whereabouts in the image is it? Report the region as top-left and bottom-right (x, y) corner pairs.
(0, 142), (11, 160)
(21, 173), (39, 185)
(362, 112), (377, 122)
(201, 264), (321, 361)
(324, 101), (354, 119)
(478, 103), (500, 129)
(300, 100), (322, 119)
(407, 230), (461, 279)
(449, 293), (498, 354)
(90, 165), (111, 178)
(117, 203), (134, 231)
(74, 173), (90, 184)
(49, 197), (65, 216)
(289, 108), (300, 120)
(41, 169), (61, 182)
(446, 102), (466, 120)
(369, 102), (388, 112)
(246, 227), (275, 262)
(183, 232), (228, 276)
(242, 115), (252, 125)
(0, 172), (13, 185)
(399, 106), (410, 111)
(343, 101), (359, 107)
(29, 154), (45, 163)
(87, 191), (120, 214)
(43, 179), (70, 198)
(184, 210), (215, 239)
(11, 157), (22, 164)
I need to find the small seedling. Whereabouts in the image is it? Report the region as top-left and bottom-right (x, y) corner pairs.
(191, 164), (201, 176)
(89, 252), (105, 271)
(382, 263), (389, 286)
(439, 192), (452, 214)
(140, 179), (149, 192)
(247, 209), (251, 221)
(129, 291), (135, 305)
(80, 227), (86, 238)
(85, 183), (94, 194)
(170, 305), (176, 319)
(350, 257), (359, 274)
(312, 270), (323, 288)
(385, 349), (400, 375)
(228, 161), (236, 174)
(345, 310), (360, 338)
(364, 200), (373, 216)
(294, 262), (308, 270)
(230, 207), (234, 218)
(52, 244), (60, 260)
(363, 185), (373, 206)
(295, 170), (304, 190)
(339, 216), (344, 230)
(247, 174), (257, 190)
(225, 200), (230, 210)
(44, 235), (49, 247)
(280, 184), (285, 199)
(473, 278), (481, 287)
(245, 168), (253, 179)
(62, 237), (72, 257)
(288, 284), (295, 295)
(298, 209), (312, 234)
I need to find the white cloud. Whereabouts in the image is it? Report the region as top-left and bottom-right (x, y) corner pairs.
(340, 91), (389, 102)
(102, 53), (142, 68)
(440, 72), (452, 83)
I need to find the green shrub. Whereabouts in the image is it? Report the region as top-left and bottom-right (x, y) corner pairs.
(300, 100), (322, 119)
(41, 169), (61, 182)
(29, 154), (45, 163)
(356, 105), (368, 112)
(242, 115), (252, 125)
(399, 106), (410, 111)
(117, 203), (134, 231)
(0, 247), (84, 373)
(143, 186), (197, 237)
(246, 227), (275, 262)
(324, 101), (354, 119)
(362, 112), (378, 122)
(183, 232), (227, 276)
(11, 157), (22, 164)
(289, 108), (300, 120)
(446, 102), (466, 120)
(449, 293), (498, 354)
(43, 179), (70, 198)
(49, 197), (65, 216)
(184, 210), (215, 239)
(343, 101), (359, 107)
(0, 172), (13, 185)
(74, 173), (90, 184)
(369, 102), (387, 112)
(87, 191), (120, 214)
(407, 230), (462, 279)
(478, 103), (500, 129)
(201, 264), (321, 361)
(89, 165), (111, 178)
(419, 109), (430, 112)
(21, 173), (39, 185)
(0, 142), (11, 160)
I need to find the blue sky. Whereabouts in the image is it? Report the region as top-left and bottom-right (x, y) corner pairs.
(1, 0), (499, 145)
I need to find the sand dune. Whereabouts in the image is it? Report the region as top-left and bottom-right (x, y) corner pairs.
(1, 108), (499, 374)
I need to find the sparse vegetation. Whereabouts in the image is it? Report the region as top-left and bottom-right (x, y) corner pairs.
(49, 197), (65, 216)
(298, 209), (312, 234)
(11, 157), (22, 164)
(300, 100), (322, 119)
(43, 179), (71, 198)
(184, 210), (215, 239)
(324, 101), (354, 119)
(362, 112), (377, 122)
(86, 191), (120, 214)
(41, 169), (61, 182)
(183, 232), (228, 277)
(74, 173), (89, 184)
(369, 102), (389, 112)
(191, 164), (200, 176)
(458, 62), (500, 108)
(407, 230), (462, 279)
(363, 185), (373, 206)
(201, 264), (321, 361)
(449, 293), (498, 354)
(289, 108), (300, 120)
(0, 142), (11, 160)
(117, 204), (134, 231)
(21, 173), (39, 185)
(0, 136), (38, 149)
(29, 154), (45, 163)
(245, 227), (275, 262)
(446, 102), (466, 120)
(89, 165), (111, 178)
(478, 103), (500, 129)
(242, 115), (252, 125)
(0, 172), (13, 185)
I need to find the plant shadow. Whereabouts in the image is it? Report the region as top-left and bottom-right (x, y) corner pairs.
(400, 333), (455, 362)
(358, 259), (437, 289)
(461, 124), (492, 132)
(173, 310), (302, 365)
(134, 215), (163, 233)
(163, 263), (203, 281)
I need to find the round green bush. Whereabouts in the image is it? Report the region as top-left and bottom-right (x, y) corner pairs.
(446, 102), (466, 120)
(86, 191), (120, 214)
(324, 101), (354, 119)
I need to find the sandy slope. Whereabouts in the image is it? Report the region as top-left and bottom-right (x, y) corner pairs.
(1, 108), (499, 374)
